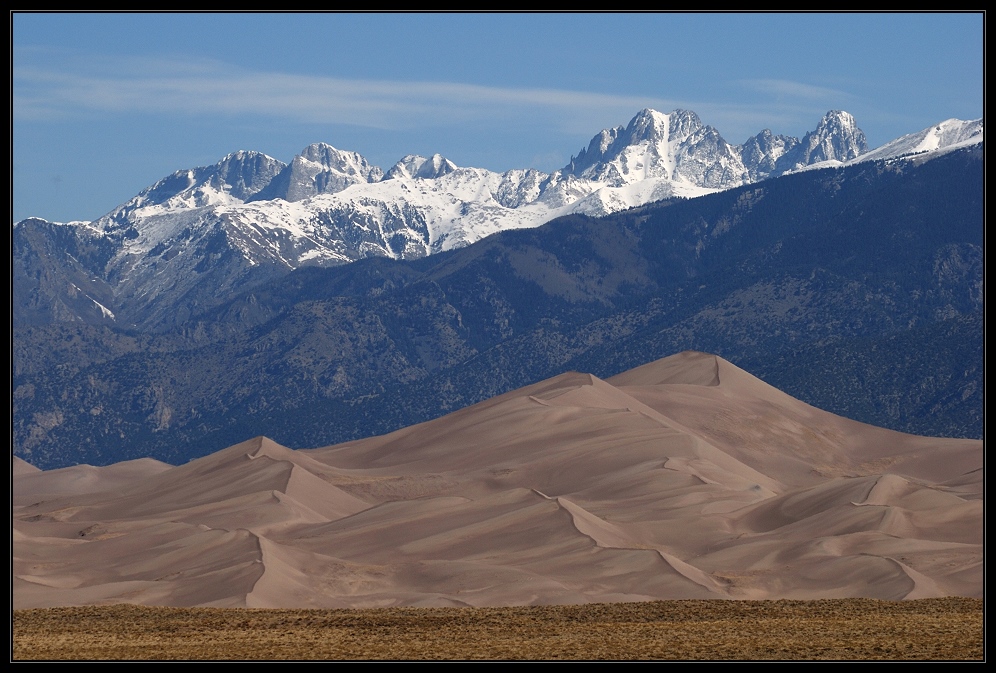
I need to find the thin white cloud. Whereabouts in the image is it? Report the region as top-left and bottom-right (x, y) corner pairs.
(737, 78), (856, 103)
(13, 56), (678, 132)
(13, 53), (868, 151)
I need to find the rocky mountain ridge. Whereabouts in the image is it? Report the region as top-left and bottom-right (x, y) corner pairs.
(16, 109), (980, 332)
(13, 146), (983, 469)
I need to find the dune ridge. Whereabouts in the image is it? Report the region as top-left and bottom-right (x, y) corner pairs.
(13, 351), (981, 608)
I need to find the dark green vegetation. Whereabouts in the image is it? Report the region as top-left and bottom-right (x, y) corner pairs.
(14, 599), (983, 660)
(13, 148), (982, 468)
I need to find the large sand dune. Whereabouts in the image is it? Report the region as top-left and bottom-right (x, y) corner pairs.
(13, 351), (982, 608)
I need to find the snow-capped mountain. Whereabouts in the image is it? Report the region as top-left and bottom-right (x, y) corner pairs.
(856, 118), (983, 164)
(104, 150), (287, 222)
(784, 109), (868, 168)
(384, 153), (458, 180)
(564, 108), (746, 187)
(248, 143), (385, 203)
(13, 109), (982, 330)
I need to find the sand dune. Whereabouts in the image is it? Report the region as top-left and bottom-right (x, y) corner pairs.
(13, 351), (982, 608)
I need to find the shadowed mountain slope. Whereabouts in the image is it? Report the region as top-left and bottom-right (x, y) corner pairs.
(13, 147), (982, 469)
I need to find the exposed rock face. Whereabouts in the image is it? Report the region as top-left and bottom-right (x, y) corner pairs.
(740, 129), (800, 180)
(778, 110), (869, 170)
(250, 143), (386, 203)
(18, 108), (963, 334)
(12, 147), (983, 469)
(384, 154), (458, 180)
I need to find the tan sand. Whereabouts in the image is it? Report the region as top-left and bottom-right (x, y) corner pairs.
(13, 351), (982, 608)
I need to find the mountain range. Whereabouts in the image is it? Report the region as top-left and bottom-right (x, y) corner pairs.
(12, 109), (983, 469)
(14, 109), (981, 332)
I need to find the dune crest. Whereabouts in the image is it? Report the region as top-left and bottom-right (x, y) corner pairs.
(14, 351), (981, 608)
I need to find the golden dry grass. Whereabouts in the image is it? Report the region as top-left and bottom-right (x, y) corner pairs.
(13, 598), (982, 660)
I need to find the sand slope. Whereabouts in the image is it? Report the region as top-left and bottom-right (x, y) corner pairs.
(13, 351), (982, 608)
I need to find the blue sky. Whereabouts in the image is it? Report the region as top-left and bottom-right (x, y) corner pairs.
(13, 12), (983, 223)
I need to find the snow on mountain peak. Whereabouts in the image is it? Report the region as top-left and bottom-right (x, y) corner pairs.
(801, 110), (868, 163)
(627, 108), (674, 142)
(247, 143), (385, 203)
(23, 107), (977, 330)
(299, 143), (383, 180)
(851, 117), (982, 164)
(385, 154), (458, 181)
(820, 109), (858, 129)
(664, 109), (705, 143)
(565, 108), (743, 189)
(210, 150), (287, 201)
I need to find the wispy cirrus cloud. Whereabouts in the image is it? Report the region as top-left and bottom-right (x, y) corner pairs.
(13, 53), (679, 133)
(737, 78), (856, 103)
(13, 50), (868, 152)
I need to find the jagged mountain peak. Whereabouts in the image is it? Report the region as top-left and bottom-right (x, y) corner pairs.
(298, 142), (382, 178)
(664, 108), (705, 141)
(564, 107), (738, 188)
(813, 110), (865, 151)
(626, 108), (671, 140)
(384, 153), (458, 180)
(740, 129), (800, 179)
(220, 149), (276, 162)
(792, 110), (869, 166)
(16, 107), (980, 334)
(97, 150), (287, 223)
(818, 109), (859, 130)
(209, 150), (287, 201)
(624, 108), (704, 140)
(566, 108), (696, 176)
(248, 143), (384, 203)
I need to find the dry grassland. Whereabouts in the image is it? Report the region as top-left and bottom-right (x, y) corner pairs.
(13, 598), (982, 660)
